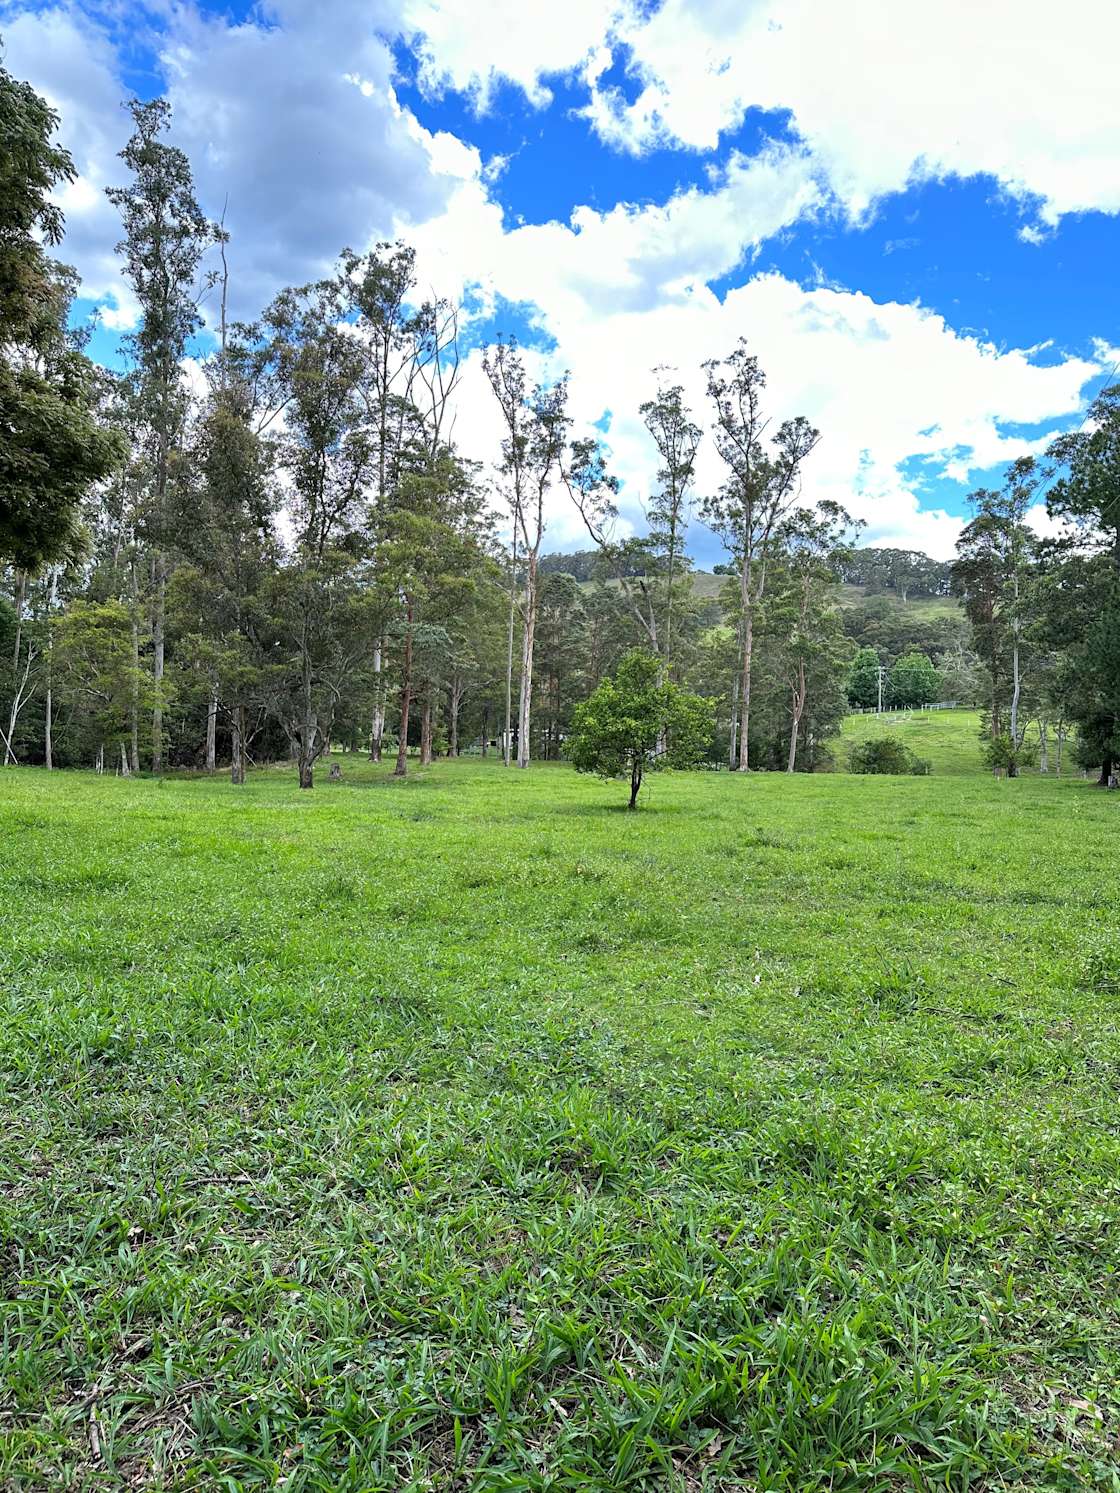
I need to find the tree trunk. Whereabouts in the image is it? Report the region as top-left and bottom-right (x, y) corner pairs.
(628, 759), (642, 809)
(1056, 727), (1066, 777)
(10, 567), (25, 668)
(738, 606), (753, 771)
(449, 678), (461, 757)
(152, 552), (165, 772)
(517, 555), (538, 769)
(231, 705), (247, 784)
(369, 637), (384, 761)
(480, 703), (489, 757)
(1037, 720), (1049, 773)
(44, 568), (56, 771)
(419, 692), (433, 766)
(95, 743), (104, 775)
(299, 630), (317, 789)
(394, 597), (413, 777)
(206, 688), (217, 772)
(120, 741), (131, 777)
(728, 640), (741, 771)
(129, 562), (140, 774)
(1098, 754), (1113, 787)
(503, 539), (517, 768)
(299, 754), (314, 789)
(787, 663), (806, 773)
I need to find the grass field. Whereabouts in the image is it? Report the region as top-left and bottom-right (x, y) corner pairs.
(839, 709), (1063, 778)
(2, 759), (1119, 1490)
(840, 708), (995, 776)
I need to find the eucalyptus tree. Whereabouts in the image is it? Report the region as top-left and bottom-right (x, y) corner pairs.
(564, 383), (700, 680)
(952, 459), (1038, 770)
(770, 502), (857, 772)
(375, 434), (494, 776)
(51, 600), (153, 773)
(1043, 384), (1120, 781)
(254, 277), (376, 787)
(168, 337), (279, 781)
(483, 339), (569, 767)
(639, 374), (701, 677)
(563, 436), (665, 658)
(342, 242), (462, 760)
(701, 341), (820, 769)
(107, 98), (216, 770)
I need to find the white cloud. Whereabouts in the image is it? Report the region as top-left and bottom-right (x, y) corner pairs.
(401, 143), (1109, 559)
(403, 0), (623, 109)
(1, 5), (140, 326)
(2, 0), (464, 327)
(3, 0), (1114, 561)
(401, 0), (1120, 227)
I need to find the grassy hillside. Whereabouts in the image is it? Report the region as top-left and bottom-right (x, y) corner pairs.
(841, 707), (987, 775)
(840, 707), (1066, 777)
(2, 761), (1117, 1489)
(586, 571), (964, 618)
(836, 582), (963, 622)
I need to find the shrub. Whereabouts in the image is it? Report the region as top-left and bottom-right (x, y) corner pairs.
(849, 735), (932, 776)
(980, 731), (1038, 777)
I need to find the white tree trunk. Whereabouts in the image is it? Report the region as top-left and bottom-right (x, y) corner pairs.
(517, 562), (537, 769)
(206, 689), (217, 772)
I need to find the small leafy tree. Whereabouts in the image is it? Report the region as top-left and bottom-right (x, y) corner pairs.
(981, 729), (1039, 777)
(568, 649), (712, 809)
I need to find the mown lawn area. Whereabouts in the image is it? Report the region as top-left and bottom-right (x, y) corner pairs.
(1, 760), (1118, 1490)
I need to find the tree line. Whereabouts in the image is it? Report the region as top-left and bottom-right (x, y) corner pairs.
(2, 59), (1118, 787)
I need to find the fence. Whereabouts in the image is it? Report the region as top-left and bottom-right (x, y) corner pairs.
(847, 701), (960, 716)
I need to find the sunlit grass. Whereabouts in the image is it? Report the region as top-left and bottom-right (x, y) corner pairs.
(1, 759), (1117, 1489)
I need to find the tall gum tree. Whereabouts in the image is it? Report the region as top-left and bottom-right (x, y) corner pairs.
(341, 243), (461, 762)
(107, 98), (216, 772)
(1043, 385), (1120, 781)
(483, 339), (569, 768)
(701, 341), (820, 770)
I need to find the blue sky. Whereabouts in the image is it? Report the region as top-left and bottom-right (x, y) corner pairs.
(4, 0), (1118, 559)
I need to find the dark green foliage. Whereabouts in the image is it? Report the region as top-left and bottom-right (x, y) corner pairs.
(849, 734), (932, 775)
(837, 546), (952, 599)
(887, 649), (941, 707)
(0, 65), (120, 569)
(846, 644), (882, 707)
(1043, 386), (1120, 779)
(982, 729), (1039, 776)
(568, 649), (712, 806)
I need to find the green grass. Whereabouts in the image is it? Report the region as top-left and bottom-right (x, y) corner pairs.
(2, 760), (1118, 1490)
(840, 708), (991, 776)
(840, 709), (1065, 778)
(836, 584), (963, 623)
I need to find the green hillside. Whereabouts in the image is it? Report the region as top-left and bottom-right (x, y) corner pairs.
(840, 707), (1067, 777)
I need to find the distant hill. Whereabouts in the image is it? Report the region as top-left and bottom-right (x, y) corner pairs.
(545, 547), (959, 614)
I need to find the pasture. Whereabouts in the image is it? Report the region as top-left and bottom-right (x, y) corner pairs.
(1, 760), (1118, 1490)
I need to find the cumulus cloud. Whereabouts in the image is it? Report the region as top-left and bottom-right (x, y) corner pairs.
(1, 5), (139, 325)
(3, 0), (1114, 558)
(401, 144), (1109, 558)
(401, 0), (1120, 227)
(403, 0), (625, 109)
(2, 0), (464, 325)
